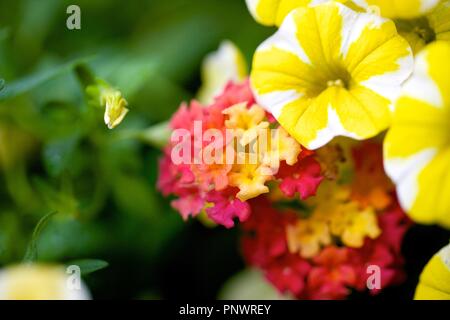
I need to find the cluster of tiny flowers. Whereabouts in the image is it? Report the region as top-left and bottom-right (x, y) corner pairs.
(241, 142), (412, 299)
(158, 80), (412, 299)
(157, 81), (324, 228)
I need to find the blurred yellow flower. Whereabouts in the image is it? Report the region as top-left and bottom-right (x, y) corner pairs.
(197, 41), (247, 104)
(262, 127), (302, 168)
(0, 264), (90, 300)
(288, 181), (382, 258)
(229, 162), (271, 201)
(329, 203), (381, 247)
(287, 218), (331, 258)
(102, 89), (129, 130)
(384, 41), (450, 228)
(251, 2), (413, 150)
(245, 0), (362, 27)
(87, 79), (129, 130)
(397, 0), (450, 54)
(352, 0), (440, 19)
(415, 242), (450, 299)
(223, 103), (270, 146)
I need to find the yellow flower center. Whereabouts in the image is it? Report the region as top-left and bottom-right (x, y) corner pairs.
(326, 79), (345, 88)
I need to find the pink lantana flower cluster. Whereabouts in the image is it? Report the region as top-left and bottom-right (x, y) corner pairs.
(157, 80), (412, 299)
(157, 81), (324, 228)
(241, 142), (412, 299)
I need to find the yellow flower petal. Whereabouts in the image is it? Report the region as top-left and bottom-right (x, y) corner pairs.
(338, 205), (381, 248)
(384, 41), (450, 228)
(0, 264), (91, 300)
(415, 243), (450, 300)
(287, 218), (332, 258)
(103, 90), (129, 129)
(223, 103), (270, 146)
(260, 127), (302, 170)
(246, 0), (355, 27)
(352, 0), (440, 19)
(251, 2), (413, 149)
(229, 162), (271, 201)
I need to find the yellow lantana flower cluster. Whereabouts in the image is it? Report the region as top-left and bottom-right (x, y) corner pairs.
(286, 181), (381, 258)
(224, 103), (302, 201)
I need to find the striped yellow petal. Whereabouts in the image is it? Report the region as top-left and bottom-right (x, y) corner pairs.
(245, 0), (354, 27)
(384, 41), (450, 228)
(352, 0), (440, 19)
(251, 2), (413, 149)
(415, 243), (450, 300)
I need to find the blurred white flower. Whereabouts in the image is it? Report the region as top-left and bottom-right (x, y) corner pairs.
(0, 264), (91, 300)
(197, 40), (247, 104)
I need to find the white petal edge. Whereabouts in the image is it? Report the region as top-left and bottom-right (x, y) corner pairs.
(0, 269), (91, 300)
(255, 89), (303, 118)
(384, 148), (436, 212)
(306, 104), (362, 150)
(438, 243), (450, 270)
(349, 0), (440, 16)
(339, 4), (387, 58)
(257, 11), (312, 65)
(399, 49), (444, 108)
(360, 52), (414, 112)
(420, 0), (441, 13)
(245, 0), (260, 22)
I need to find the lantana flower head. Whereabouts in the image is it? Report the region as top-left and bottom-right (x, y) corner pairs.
(242, 140), (412, 299)
(157, 80), (325, 228)
(250, 2), (413, 149)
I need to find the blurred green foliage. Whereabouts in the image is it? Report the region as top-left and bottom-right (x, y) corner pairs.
(0, 0), (272, 298)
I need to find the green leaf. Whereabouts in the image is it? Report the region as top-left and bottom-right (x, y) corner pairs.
(0, 79), (4, 91)
(23, 211), (58, 263)
(66, 259), (109, 276)
(112, 172), (159, 219)
(0, 58), (90, 101)
(32, 177), (78, 216)
(138, 121), (171, 149)
(43, 134), (80, 177)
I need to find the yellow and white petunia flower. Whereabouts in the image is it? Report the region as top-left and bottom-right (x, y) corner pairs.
(0, 264), (91, 300)
(251, 2), (413, 150)
(415, 242), (450, 300)
(197, 41), (247, 104)
(384, 41), (450, 228)
(396, 0), (450, 54)
(428, 0), (450, 42)
(246, 0), (357, 27)
(351, 0), (440, 19)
